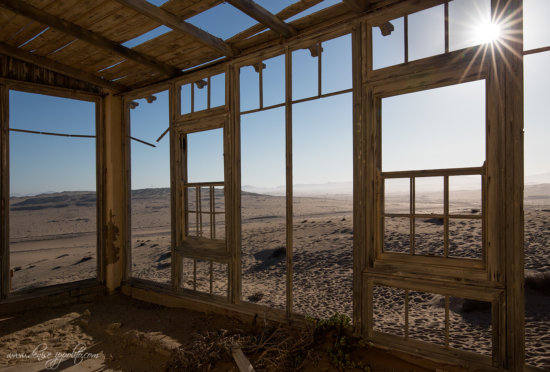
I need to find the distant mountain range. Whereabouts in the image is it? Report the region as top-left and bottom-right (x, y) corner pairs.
(9, 172), (550, 201)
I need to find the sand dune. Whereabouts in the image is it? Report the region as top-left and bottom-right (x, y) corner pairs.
(6, 186), (550, 369)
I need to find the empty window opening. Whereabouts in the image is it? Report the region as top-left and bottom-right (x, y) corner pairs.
(292, 47), (319, 101)
(240, 54), (286, 114)
(241, 108), (286, 309)
(372, 17), (405, 70)
(292, 35), (353, 103)
(129, 90), (171, 284)
(449, 0), (492, 51)
(180, 73), (226, 116)
(182, 258), (228, 298)
(321, 34), (352, 94)
(372, 1), (500, 70)
(381, 81), (486, 260)
(523, 0), (550, 51)
(180, 127), (227, 299)
(9, 91), (97, 292)
(292, 93), (353, 319)
(408, 5), (445, 61)
(372, 284), (493, 357)
(240, 65), (260, 113)
(524, 50), (550, 370)
(382, 80), (485, 172)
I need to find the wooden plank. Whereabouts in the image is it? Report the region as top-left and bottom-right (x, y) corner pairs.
(0, 84), (8, 298)
(0, 41), (126, 91)
(162, 0), (222, 20)
(228, 0), (323, 43)
(169, 82), (180, 291)
(226, 0), (296, 38)
(498, 0), (525, 369)
(226, 68), (240, 305)
(352, 22), (365, 332)
(114, 0), (236, 57)
(103, 93), (126, 293)
(231, 344), (256, 372)
(176, 238), (229, 262)
(0, 0), (181, 77)
(343, 0), (371, 13)
(285, 47), (293, 318)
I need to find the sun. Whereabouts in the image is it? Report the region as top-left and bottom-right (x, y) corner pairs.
(475, 21), (501, 44)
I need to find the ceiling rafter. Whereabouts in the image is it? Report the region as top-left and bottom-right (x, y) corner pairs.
(114, 0), (237, 57)
(0, 41), (127, 92)
(0, 0), (181, 77)
(226, 0), (297, 38)
(342, 0), (371, 13)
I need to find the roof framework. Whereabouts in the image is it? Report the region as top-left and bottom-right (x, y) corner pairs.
(0, 0), (367, 92)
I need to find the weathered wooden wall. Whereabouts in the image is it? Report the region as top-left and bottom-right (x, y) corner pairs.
(0, 54), (104, 94)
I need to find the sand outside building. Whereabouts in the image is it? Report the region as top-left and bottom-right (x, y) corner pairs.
(0, 0), (548, 371)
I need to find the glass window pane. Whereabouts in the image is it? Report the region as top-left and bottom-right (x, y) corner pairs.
(180, 83), (191, 115)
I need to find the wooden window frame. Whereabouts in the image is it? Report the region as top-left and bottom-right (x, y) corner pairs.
(365, 63), (499, 285)
(0, 82), (103, 299)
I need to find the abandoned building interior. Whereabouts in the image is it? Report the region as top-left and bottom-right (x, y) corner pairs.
(0, 0), (548, 370)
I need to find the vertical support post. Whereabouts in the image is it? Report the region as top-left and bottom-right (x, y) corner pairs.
(353, 22), (366, 332)
(103, 92), (126, 294)
(410, 176), (415, 255)
(404, 15), (409, 63)
(444, 2), (449, 54)
(285, 47), (294, 319)
(170, 82), (182, 291)
(498, 0), (524, 369)
(444, 175), (449, 257)
(228, 65), (242, 304)
(0, 85), (9, 298)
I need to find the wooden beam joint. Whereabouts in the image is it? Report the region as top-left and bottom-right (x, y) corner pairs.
(226, 0), (297, 38)
(114, 0), (237, 57)
(0, 0), (181, 78)
(342, 0), (371, 13)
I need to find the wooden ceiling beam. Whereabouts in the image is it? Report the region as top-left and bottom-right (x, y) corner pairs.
(114, 0), (237, 57)
(0, 0), (181, 77)
(0, 42), (127, 92)
(342, 0), (371, 13)
(226, 0), (297, 38)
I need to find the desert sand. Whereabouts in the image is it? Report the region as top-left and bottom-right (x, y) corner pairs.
(4, 183), (550, 369)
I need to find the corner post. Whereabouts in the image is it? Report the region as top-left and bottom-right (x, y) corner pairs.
(102, 92), (126, 293)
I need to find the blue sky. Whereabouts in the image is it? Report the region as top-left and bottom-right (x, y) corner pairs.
(7, 0), (550, 194)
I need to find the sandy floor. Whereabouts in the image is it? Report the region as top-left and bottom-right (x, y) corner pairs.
(5, 185), (550, 369)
